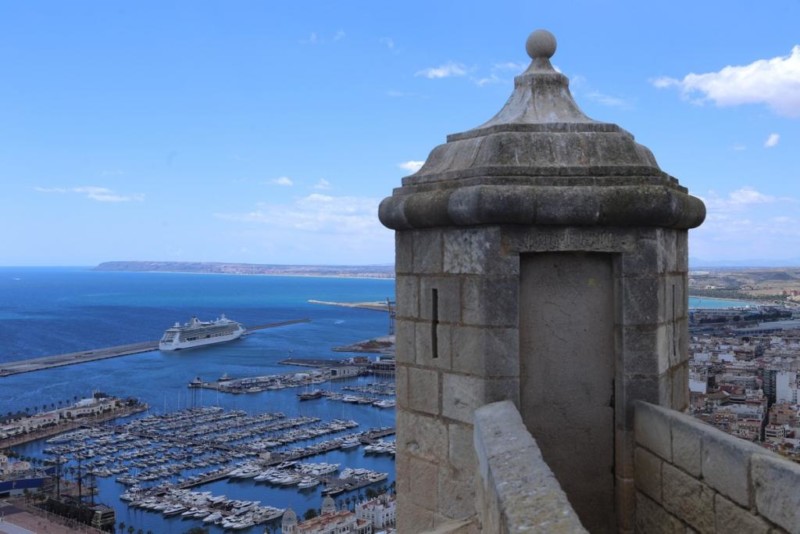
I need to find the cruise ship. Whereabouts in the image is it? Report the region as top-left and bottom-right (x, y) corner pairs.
(159, 315), (245, 351)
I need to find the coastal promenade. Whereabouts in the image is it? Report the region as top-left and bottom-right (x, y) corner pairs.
(0, 318), (310, 378)
(0, 403), (149, 449)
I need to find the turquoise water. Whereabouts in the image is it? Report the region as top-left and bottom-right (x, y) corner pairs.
(688, 296), (758, 309)
(0, 267), (396, 533)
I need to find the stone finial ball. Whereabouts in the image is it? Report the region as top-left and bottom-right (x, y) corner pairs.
(526, 29), (557, 60)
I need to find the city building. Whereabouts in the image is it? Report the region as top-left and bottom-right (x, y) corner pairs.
(281, 496), (374, 534)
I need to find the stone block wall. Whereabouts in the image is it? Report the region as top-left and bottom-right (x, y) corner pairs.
(634, 401), (800, 533)
(394, 226), (520, 532)
(394, 224), (694, 531)
(472, 400), (587, 534)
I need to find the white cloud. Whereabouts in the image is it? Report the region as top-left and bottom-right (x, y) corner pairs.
(301, 31), (345, 46)
(691, 188), (800, 263)
(652, 46), (800, 117)
(764, 133), (780, 148)
(398, 160), (424, 173)
(380, 37), (395, 50)
(415, 62), (467, 79)
(473, 74), (502, 87)
(562, 73), (631, 108)
(271, 176), (294, 186)
(584, 90), (630, 108)
(215, 193), (383, 235)
(35, 185), (144, 202)
(732, 144), (747, 151)
(313, 179), (331, 190)
(702, 187), (777, 211)
(650, 77), (675, 89)
(214, 194), (393, 263)
(301, 32), (319, 45)
(493, 61), (527, 72)
(471, 61), (528, 87)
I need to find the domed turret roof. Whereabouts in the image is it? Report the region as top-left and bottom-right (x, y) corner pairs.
(379, 29), (705, 231)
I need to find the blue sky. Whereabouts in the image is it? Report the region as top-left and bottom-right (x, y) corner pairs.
(1, 1), (798, 266)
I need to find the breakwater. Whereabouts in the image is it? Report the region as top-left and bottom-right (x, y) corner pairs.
(0, 318), (310, 378)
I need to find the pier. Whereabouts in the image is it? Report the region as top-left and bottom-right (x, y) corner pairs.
(0, 318), (310, 378)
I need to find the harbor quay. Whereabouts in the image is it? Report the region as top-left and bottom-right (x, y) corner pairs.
(0, 398), (149, 449)
(0, 318), (310, 378)
(187, 363), (363, 395)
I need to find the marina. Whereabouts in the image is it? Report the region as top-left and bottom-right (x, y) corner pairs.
(18, 395), (395, 532)
(0, 269), (397, 533)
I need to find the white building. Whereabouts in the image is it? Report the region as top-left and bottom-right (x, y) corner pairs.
(776, 371), (798, 404)
(356, 494), (396, 530)
(282, 496), (372, 534)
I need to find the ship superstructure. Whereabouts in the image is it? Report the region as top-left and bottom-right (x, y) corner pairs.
(159, 315), (245, 351)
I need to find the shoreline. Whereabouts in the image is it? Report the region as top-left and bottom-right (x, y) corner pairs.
(96, 270), (396, 280)
(308, 300), (393, 312)
(687, 296), (800, 310)
(91, 262), (396, 280)
(0, 403), (149, 448)
(687, 295), (779, 306)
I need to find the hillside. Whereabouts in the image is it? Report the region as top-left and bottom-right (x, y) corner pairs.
(95, 261), (395, 279)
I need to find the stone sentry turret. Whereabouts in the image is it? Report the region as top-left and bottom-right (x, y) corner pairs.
(380, 30), (705, 532)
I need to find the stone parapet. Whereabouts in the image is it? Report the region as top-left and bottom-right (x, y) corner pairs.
(634, 401), (800, 533)
(472, 400), (587, 534)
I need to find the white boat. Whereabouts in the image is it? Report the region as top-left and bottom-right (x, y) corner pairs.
(297, 476), (320, 489)
(203, 511), (223, 523)
(159, 314), (245, 351)
(163, 504), (188, 516)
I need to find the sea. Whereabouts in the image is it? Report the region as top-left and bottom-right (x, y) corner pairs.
(0, 267), (396, 533)
(0, 268), (755, 533)
(688, 296), (758, 309)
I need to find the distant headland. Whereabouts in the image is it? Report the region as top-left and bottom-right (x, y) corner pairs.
(94, 261), (395, 279)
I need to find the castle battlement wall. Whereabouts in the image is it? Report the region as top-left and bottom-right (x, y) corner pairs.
(635, 401), (800, 533)
(474, 400), (586, 534)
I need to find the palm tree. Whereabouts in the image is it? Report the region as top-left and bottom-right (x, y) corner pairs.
(127, 526), (134, 534)
(118, 521), (125, 534)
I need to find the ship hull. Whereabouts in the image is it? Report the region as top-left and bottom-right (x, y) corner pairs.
(159, 315), (246, 351)
(159, 328), (244, 351)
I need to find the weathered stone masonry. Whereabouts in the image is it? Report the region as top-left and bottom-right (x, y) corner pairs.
(381, 30), (705, 533)
(635, 401), (800, 533)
